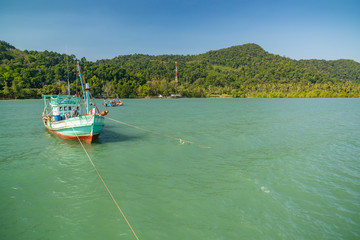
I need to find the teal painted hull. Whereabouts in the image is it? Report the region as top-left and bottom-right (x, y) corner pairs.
(44, 114), (105, 143)
(54, 123), (103, 136)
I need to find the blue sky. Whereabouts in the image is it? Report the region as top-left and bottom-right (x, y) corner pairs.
(1, 0), (359, 62)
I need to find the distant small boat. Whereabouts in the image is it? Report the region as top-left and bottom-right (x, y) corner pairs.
(169, 93), (183, 98)
(103, 91), (123, 107)
(42, 62), (108, 143)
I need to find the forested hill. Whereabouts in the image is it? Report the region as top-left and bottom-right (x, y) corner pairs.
(1, 40), (359, 99)
(99, 44), (360, 84)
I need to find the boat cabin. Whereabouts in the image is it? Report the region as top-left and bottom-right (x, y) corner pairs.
(43, 95), (83, 122)
(52, 104), (80, 121)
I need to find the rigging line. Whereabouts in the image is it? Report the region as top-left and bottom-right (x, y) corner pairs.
(89, 91), (100, 114)
(71, 128), (140, 240)
(106, 117), (214, 149)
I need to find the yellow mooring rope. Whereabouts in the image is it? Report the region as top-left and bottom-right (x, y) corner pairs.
(106, 117), (214, 149)
(72, 128), (140, 240)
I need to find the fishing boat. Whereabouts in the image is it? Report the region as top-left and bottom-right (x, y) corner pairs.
(103, 91), (123, 107)
(42, 62), (108, 143)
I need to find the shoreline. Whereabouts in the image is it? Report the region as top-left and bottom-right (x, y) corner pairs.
(1, 96), (359, 101)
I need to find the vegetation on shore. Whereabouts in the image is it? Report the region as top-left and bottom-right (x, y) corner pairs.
(1, 40), (359, 99)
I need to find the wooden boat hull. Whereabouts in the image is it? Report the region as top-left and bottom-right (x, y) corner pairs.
(43, 114), (104, 143)
(48, 129), (100, 143)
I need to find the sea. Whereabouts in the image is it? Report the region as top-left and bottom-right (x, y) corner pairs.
(0, 98), (359, 240)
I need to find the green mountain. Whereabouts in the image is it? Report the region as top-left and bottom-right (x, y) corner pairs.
(1, 40), (359, 99)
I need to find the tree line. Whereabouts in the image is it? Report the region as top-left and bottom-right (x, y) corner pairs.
(1, 40), (359, 99)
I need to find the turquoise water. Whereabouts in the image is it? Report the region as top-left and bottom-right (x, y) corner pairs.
(1, 98), (359, 239)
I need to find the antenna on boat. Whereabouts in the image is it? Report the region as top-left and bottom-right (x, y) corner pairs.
(66, 45), (70, 95)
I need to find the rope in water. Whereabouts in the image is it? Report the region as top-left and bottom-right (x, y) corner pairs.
(106, 117), (214, 149)
(72, 128), (140, 240)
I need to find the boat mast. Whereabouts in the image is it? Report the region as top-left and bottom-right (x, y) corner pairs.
(77, 62), (90, 113)
(77, 62), (86, 97)
(114, 90), (120, 101)
(85, 83), (91, 114)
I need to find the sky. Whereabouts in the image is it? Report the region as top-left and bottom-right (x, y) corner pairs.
(1, 0), (359, 62)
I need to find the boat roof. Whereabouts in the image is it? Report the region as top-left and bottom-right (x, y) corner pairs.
(42, 94), (75, 98)
(43, 95), (81, 105)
